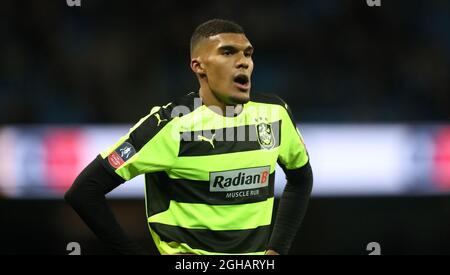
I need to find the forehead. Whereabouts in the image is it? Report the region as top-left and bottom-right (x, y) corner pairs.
(205, 33), (252, 50)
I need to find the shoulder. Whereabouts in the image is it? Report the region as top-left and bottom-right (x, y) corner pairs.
(250, 92), (290, 110)
(250, 92), (292, 116)
(129, 92), (201, 148)
(155, 92), (202, 120)
(250, 92), (297, 123)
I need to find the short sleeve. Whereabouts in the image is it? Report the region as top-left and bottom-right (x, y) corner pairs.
(99, 106), (179, 181)
(277, 104), (309, 170)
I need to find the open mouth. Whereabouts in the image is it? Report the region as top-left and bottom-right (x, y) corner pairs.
(233, 74), (250, 91)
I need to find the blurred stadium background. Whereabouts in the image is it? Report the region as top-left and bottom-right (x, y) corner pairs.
(1, 0), (449, 254)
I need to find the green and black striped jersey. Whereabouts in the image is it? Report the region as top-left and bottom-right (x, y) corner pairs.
(99, 92), (309, 255)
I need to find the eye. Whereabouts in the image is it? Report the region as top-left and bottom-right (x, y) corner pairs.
(223, 51), (232, 56)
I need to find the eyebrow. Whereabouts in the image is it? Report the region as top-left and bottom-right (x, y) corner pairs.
(218, 45), (254, 53)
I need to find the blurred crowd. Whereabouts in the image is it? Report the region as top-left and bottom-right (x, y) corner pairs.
(0, 0), (449, 124)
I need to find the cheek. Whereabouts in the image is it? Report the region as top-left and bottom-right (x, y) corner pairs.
(207, 62), (230, 84)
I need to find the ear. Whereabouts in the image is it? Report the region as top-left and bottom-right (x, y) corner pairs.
(190, 58), (206, 78)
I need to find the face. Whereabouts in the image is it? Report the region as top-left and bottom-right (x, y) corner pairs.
(192, 33), (254, 105)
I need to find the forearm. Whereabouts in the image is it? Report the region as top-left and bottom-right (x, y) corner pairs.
(64, 156), (147, 255)
(268, 161), (313, 254)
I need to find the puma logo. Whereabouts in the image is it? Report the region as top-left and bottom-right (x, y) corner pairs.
(162, 102), (172, 109)
(155, 113), (168, 126)
(198, 134), (216, 149)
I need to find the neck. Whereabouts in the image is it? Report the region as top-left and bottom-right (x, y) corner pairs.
(199, 85), (243, 117)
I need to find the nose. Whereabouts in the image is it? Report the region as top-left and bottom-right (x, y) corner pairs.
(236, 54), (249, 70)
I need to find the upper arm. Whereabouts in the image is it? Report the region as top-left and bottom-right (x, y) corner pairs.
(277, 103), (309, 171)
(99, 106), (180, 181)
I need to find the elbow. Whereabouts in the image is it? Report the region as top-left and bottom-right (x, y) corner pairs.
(64, 188), (73, 204)
(64, 182), (84, 208)
(64, 186), (76, 206)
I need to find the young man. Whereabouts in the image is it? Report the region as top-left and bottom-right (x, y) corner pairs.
(65, 19), (313, 255)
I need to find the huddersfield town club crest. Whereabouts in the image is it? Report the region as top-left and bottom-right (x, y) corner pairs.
(256, 121), (275, 149)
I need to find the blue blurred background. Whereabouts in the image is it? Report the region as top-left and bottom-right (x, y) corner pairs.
(0, 0), (449, 254)
(1, 0), (449, 124)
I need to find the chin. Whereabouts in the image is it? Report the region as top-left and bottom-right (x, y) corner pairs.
(229, 91), (251, 105)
